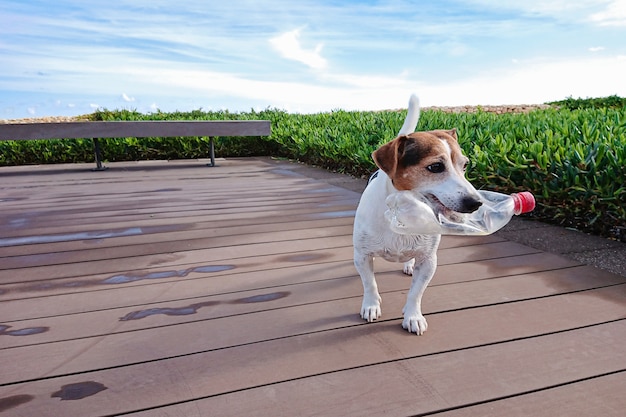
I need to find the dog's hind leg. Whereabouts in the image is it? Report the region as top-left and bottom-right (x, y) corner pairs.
(403, 258), (415, 275)
(354, 249), (382, 322)
(402, 255), (437, 335)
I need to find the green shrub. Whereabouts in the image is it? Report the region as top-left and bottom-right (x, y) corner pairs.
(549, 95), (626, 110)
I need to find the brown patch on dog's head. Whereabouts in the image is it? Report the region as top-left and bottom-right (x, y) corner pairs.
(372, 129), (467, 191)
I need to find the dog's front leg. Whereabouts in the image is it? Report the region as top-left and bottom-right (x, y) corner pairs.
(354, 249), (382, 322)
(402, 254), (437, 335)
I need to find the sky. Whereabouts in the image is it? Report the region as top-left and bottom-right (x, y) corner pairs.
(1, 0), (626, 119)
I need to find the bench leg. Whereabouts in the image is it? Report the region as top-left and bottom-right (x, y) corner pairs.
(208, 137), (215, 167)
(91, 138), (107, 171)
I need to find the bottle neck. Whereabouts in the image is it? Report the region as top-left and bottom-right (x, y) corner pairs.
(511, 192), (536, 215)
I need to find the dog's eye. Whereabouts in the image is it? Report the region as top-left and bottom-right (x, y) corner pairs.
(463, 161), (469, 171)
(427, 163), (445, 173)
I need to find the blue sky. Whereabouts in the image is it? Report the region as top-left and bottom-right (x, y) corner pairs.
(1, 0), (625, 119)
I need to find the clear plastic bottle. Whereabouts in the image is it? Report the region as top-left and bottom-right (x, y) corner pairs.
(385, 190), (535, 236)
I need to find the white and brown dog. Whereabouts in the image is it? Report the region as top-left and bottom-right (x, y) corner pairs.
(353, 94), (483, 335)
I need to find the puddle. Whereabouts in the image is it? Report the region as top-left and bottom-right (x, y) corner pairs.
(308, 210), (356, 219)
(51, 381), (108, 401)
(24, 279), (92, 292)
(103, 264), (235, 284)
(8, 218), (28, 227)
(120, 301), (220, 321)
(16, 264), (235, 294)
(278, 253), (332, 263)
(150, 188), (182, 193)
(271, 168), (302, 177)
(230, 291), (291, 304)
(0, 224), (188, 247)
(0, 325), (49, 336)
(0, 228), (144, 247)
(0, 394), (34, 412)
(120, 292), (291, 320)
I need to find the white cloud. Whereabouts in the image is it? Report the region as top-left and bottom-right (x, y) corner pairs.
(462, 0), (617, 24)
(2, 1), (626, 119)
(417, 55), (626, 107)
(590, 0), (626, 26)
(269, 29), (328, 70)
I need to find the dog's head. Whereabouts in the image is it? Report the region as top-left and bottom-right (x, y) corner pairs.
(373, 129), (482, 215)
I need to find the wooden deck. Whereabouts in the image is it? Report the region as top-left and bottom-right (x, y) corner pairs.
(1, 157), (624, 417)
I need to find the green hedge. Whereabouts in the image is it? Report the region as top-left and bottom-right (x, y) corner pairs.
(1, 98), (624, 240)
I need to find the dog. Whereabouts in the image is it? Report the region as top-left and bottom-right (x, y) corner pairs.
(353, 94), (483, 335)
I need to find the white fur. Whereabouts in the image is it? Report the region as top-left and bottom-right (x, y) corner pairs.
(398, 94), (420, 135)
(352, 94), (479, 335)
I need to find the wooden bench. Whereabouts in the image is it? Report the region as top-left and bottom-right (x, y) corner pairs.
(0, 120), (271, 170)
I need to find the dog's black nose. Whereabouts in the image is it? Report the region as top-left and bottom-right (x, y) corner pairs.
(461, 197), (483, 213)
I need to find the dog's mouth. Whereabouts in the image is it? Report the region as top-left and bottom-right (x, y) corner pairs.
(425, 194), (463, 221)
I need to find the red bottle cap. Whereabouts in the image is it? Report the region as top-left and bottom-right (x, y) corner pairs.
(512, 192), (535, 214)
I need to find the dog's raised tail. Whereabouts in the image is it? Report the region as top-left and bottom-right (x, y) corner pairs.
(398, 94), (420, 136)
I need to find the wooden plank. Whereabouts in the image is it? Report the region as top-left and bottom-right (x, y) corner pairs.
(1, 295), (624, 416)
(0, 204), (359, 244)
(134, 321), (626, 417)
(0, 223), (506, 269)
(0, 120), (271, 140)
(2, 265), (622, 352)
(0, 239), (538, 286)
(0, 195), (357, 231)
(434, 371), (626, 417)
(0, 204), (357, 244)
(0, 251), (581, 319)
(1, 180), (345, 210)
(0, 187), (352, 212)
(121, 371), (626, 416)
(0, 225), (355, 269)
(0, 231), (503, 272)
(0, 218), (354, 257)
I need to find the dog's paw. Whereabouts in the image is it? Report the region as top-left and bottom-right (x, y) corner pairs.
(360, 295), (382, 322)
(402, 313), (428, 335)
(403, 259), (415, 275)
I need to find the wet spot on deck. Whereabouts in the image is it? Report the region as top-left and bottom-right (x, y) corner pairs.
(24, 279), (92, 292)
(153, 188), (182, 192)
(51, 381), (108, 401)
(103, 264), (235, 284)
(0, 325), (49, 336)
(278, 253), (332, 263)
(120, 301), (220, 321)
(0, 228), (143, 247)
(309, 210), (356, 219)
(8, 218), (28, 227)
(304, 187), (340, 194)
(271, 168), (302, 177)
(230, 291), (290, 304)
(0, 394), (34, 412)
(132, 187), (183, 194)
(0, 224), (189, 247)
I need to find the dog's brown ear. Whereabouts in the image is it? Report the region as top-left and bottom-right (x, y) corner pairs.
(372, 136), (407, 176)
(446, 128), (458, 140)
